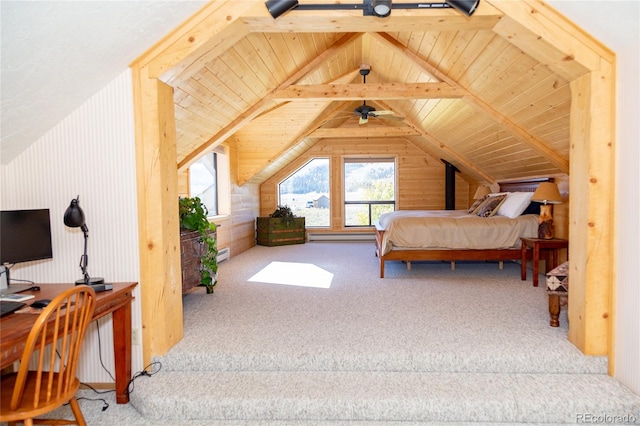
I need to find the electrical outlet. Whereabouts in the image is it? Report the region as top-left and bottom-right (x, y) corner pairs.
(132, 328), (141, 346)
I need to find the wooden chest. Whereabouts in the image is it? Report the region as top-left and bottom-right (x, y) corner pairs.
(256, 217), (306, 246)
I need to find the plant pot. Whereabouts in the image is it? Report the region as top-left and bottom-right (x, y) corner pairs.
(256, 217), (305, 246)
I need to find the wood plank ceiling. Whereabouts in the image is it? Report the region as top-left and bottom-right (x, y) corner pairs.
(161, 0), (584, 186)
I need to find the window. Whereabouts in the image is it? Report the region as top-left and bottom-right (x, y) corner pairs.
(278, 158), (330, 227)
(344, 158), (395, 226)
(189, 148), (230, 217)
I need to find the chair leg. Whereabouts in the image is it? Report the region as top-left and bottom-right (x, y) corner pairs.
(69, 397), (87, 426)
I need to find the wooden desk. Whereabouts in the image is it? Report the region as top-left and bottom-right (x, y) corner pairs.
(1, 282), (137, 404)
(520, 238), (568, 287)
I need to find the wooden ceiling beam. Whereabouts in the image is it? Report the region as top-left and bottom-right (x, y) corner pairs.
(310, 127), (420, 138)
(405, 120), (497, 185)
(487, 0), (611, 82)
(177, 34), (363, 170)
(375, 100), (496, 184)
(270, 82), (463, 101)
(240, 1), (503, 33)
(239, 100), (352, 185)
(132, 1), (255, 84)
(373, 32), (570, 174)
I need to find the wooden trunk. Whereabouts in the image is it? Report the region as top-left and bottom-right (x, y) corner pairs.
(256, 217), (306, 246)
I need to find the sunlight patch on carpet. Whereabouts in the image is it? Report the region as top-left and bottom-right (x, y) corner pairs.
(248, 261), (333, 288)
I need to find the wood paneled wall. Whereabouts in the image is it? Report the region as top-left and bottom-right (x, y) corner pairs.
(260, 137), (470, 233)
(177, 144), (259, 259)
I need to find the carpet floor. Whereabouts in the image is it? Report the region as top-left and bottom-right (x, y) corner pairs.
(32, 242), (640, 425)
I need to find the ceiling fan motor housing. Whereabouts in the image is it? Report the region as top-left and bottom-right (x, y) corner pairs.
(355, 104), (376, 117)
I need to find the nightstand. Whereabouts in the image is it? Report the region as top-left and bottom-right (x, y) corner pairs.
(520, 237), (568, 287)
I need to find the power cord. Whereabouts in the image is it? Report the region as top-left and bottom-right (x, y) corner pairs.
(52, 302), (164, 413)
(79, 321), (162, 412)
(127, 361), (162, 395)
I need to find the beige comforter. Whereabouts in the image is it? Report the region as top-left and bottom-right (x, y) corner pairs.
(377, 210), (539, 255)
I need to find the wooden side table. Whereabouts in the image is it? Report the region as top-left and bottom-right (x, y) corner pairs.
(520, 237), (568, 287)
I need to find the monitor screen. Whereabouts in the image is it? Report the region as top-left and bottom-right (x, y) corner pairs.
(1, 209), (53, 264)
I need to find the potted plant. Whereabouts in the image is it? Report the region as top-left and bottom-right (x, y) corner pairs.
(179, 196), (218, 293)
(256, 205), (305, 246)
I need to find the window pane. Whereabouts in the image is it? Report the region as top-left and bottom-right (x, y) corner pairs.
(189, 153), (218, 217)
(278, 158), (330, 227)
(344, 159), (395, 227)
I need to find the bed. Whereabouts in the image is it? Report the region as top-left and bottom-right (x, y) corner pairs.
(374, 180), (546, 278)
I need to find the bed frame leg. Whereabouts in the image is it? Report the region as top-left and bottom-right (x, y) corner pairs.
(499, 260), (504, 269)
(450, 261), (455, 270)
(380, 259), (385, 278)
(407, 261), (411, 270)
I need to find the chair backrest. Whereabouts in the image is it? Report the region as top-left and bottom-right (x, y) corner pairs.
(9, 285), (96, 411)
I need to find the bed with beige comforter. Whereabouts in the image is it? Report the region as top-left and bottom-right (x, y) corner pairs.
(374, 210), (539, 278)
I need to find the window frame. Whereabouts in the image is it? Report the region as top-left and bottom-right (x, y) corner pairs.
(343, 157), (397, 228)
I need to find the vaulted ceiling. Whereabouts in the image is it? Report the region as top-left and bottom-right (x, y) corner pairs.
(148, 0), (610, 188)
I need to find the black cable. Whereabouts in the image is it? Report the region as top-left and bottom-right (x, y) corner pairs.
(127, 361), (162, 395)
(94, 321), (117, 382)
(53, 305), (163, 413)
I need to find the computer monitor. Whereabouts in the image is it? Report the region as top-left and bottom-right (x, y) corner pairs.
(1, 209), (53, 265)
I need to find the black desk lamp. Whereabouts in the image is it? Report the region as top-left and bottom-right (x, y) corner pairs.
(64, 196), (104, 285)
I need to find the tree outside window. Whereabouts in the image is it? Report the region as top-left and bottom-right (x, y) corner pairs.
(344, 158), (395, 226)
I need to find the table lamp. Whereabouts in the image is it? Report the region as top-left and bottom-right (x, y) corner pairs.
(531, 182), (562, 239)
(64, 196), (104, 285)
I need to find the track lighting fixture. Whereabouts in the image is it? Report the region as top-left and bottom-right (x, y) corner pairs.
(265, 0), (299, 19)
(443, 0), (479, 16)
(372, 0), (392, 18)
(265, 0), (480, 19)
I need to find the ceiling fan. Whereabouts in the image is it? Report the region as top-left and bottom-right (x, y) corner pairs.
(353, 65), (403, 125)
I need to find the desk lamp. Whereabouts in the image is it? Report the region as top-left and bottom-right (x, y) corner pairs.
(64, 196), (104, 285)
(531, 182), (563, 239)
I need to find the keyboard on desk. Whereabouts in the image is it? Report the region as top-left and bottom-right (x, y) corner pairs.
(0, 300), (26, 317)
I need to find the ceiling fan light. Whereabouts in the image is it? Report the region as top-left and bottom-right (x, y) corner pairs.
(265, 0), (299, 18)
(372, 0), (392, 17)
(444, 0), (480, 16)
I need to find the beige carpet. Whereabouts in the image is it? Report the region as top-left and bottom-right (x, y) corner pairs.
(39, 242), (640, 424)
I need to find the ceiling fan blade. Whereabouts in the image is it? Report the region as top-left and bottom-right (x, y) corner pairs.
(359, 116), (369, 125)
(378, 115), (405, 121)
(371, 110), (395, 116)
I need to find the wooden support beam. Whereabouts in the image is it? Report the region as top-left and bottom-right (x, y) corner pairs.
(241, 1), (503, 33)
(131, 1), (256, 84)
(177, 33), (363, 171)
(131, 67), (183, 366)
(487, 0), (611, 82)
(270, 82), (463, 101)
(372, 32), (570, 174)
(568, 66), (615, 360)
(310, 127), (420, 138)
(401, 116), (496, 185)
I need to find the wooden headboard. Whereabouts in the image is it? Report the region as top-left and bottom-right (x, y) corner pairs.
(499, 178), (552, 193)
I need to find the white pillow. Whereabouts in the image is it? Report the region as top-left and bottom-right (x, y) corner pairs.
(496, 192), (534, 218)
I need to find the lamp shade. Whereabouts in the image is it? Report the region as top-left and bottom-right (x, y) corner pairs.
(64, 198), (85, 228)
(531, 182), (562, 205)
(473, 186), (491, 199)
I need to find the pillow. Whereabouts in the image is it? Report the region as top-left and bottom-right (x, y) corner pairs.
(467, 194), (489, 214)
(522, 201), (541, 215)
(475, 194), (507, 217)
(496, 192), (534, 218)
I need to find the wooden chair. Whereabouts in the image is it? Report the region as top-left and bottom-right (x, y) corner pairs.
(0, 285), (96, 425)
